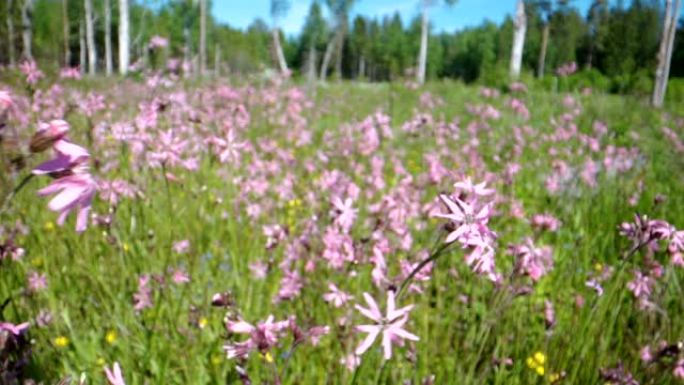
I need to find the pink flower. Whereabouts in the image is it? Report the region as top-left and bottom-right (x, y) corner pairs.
(0, 321), (30, 336)
(148, 35), (169, 49)
(434, 194), (494, 245)
(37, 173), (97, 232)
(354, 291), (419, 360)
(30, 120), (70, 153)
(172, 240), (190, 254)
(104, 362), (126, 385)
(331, 196), (357, 233)
(674, 359), (684, 379)
(133, 275), (153, 311)
(32, 139), (90, 176)
(323, 283), (353, 308)
(453, 177), (494, 197)
(627, 270), (654, 300)
(223, 315), (289, 359)
(172, 268), (190, 284)
(19, 60), (44, 85)
(27, 271), (48, 292)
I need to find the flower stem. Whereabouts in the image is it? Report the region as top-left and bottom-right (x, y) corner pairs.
(396, 241), (451, 300)
(0, 173), (34, 216)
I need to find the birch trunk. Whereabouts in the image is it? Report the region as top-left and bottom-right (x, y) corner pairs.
(307, 44), (317, 83)
(416, 2), (429, 85)
(183, 21), (191, 77)
(510, 0), (527, 79)
(104, 0), (112, 75)
(537, 22), (549, 78)
(652, 0), (678, 107)
(319, 35), (335, 81)
(272, 27), (289, 74)
(21, 0), (33, 61)
(358, 56), (365, 79)
(334, 27), (344, 79)
(63, 0), (70, 66)
(118, 0), (129, 74)
(199, 0), (207, 76)
(7, 0), (16, 66)
(84, 0), (96, 75)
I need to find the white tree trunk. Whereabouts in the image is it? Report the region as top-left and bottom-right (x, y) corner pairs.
(84, 0), (96, 75)
(416, 3), (429, 85)
(21, 0), (33, 61)
(272, 27), (289, 74)
(118, 0), (129, 74)
(652, 0), (680, 107)
(63, 0), (70, 66)
(7, 0), (16, 66)
(104, 0), (112, 75)
(307, 44), (317, 84)
(79, 20), (86, 74)
(199, 0), (207, 76)
(319, 35), (335, 81)
(510, 0), (527, 79)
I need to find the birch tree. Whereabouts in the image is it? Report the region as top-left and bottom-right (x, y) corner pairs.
(199, 0), (207, 76)
(104, 0), (113, 75)
(271, 0), (290, 75)
(416, 0), (457, 85)
(118, 0), (130, 74)
(320, 0), (355, 81)
(652, 0), (682, 107)
(84, 0), (96, 74)
(21, 0), (33, 61)
(509, 0), (527, 79)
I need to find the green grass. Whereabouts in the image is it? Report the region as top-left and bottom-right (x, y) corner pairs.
(1, 78), (684, 384)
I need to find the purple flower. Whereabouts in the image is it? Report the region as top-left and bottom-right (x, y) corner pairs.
(37, 173), (97, 232)
(354, 291), (419, 360)
(223, 315), (289, 360)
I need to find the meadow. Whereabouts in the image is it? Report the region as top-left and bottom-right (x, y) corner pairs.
(1, 65), (684, 385)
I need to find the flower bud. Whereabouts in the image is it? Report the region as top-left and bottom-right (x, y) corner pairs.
(29, 120), (70, 153)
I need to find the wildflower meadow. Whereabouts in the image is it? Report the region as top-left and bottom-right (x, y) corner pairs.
(2, 62), (684, 385)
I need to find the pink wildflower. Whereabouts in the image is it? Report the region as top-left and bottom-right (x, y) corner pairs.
(104, 362), (126, 385)
(354, 291), (419, 360)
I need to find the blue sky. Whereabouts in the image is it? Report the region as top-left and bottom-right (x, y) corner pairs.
(213, 0), (684, 36)
(212, 0), (591, 35)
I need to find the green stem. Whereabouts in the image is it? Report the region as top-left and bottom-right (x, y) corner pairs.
(0, 173), (34, 216)
(397, 241), (451, 300)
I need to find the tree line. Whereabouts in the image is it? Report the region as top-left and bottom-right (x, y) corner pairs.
(0, 0), (682, 105)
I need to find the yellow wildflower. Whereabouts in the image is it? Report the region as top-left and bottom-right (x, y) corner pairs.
(105, 330), (117, 345)
(54, 336), (69, 348)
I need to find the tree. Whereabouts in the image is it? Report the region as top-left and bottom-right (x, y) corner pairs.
(119, 0), (130, 74)
(510, 0), (527, 78)
(84, 0), (96, 74)
(535, 0), (553, 77)
(271, 0), (290, 74)
(320, 0), (355, 81)
(301, 1), (327, 81)
(199, 0), (207, 76)
(104, 0), (112, 74)
(21, 0), (34, 61)
(416, 0), (457, 85)
(653, 0), (682, 107)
